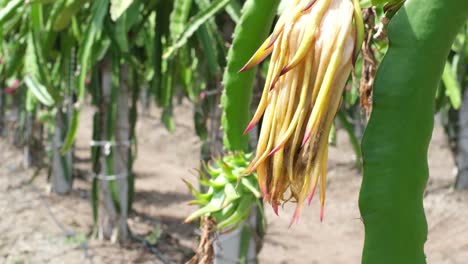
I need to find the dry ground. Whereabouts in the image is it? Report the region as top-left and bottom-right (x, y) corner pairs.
(1, 102), (468, 264)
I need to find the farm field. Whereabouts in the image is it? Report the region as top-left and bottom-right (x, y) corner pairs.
(1, 0), (467, 262)
(1, 103), (467, 264)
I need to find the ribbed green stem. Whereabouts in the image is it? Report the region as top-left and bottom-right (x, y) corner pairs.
(219, 1), (279, 262)
(221, 0), (280, 151)
(359, 0), (468, 263)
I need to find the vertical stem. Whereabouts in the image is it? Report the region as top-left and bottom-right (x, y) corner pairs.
(51, 109), (73, 194)
(98, 58), (118, 240)
(359, 1), (468, 263)
(98, 57), (129, 241)
(12, 92), (22, 146)
(128, 68), (139, 210)
(114, 63), (131, 241)
(456, 87), (468, 189)
(219, 0), (279, 263)
(0, 82), (4, 136)
(51, 43), (75, 194)
(23, 112), (33, 168)
(97, 58), (131, 242)
(91, 68), (102, 228)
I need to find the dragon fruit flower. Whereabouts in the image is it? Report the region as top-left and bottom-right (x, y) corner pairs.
(241, 0), (363, 224)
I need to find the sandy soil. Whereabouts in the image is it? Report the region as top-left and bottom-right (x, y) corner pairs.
(1, 101), (468, 264)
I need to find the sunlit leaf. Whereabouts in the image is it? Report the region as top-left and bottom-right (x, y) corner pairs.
(110, 0), (134, 21)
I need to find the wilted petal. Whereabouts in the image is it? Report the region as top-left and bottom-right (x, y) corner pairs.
(242, 0), (361, 223)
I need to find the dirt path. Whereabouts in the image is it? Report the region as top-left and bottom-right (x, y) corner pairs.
(1, 102), (468, 264)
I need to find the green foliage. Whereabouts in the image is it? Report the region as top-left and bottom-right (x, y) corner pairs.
(24, 76), (54, 106)
(164, 0), (230, 59)
(442, 61), (462, 110)
(185, 152), (262, 230)
(62, 0), (109, 153)
(150, 0), (237, 133)
(144, 224), (162, 246)
(64, 232), (88, 245)
(370, 0), (402, 6)
(0, 0), (23, 25)
(437, 25), (468, 112)
(110, 0), (134, 21)
(53, 0), (89, 31)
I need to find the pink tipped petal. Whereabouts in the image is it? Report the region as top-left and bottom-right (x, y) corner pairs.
(301, 131), (312, 147)
(307, 187), (316, 205)
(243, 121), (257, 135)
(260, 186), (270, 201)
(247, 166), (257, 175)
(280, 53), (307, 76)
(239, 47), (273, 73)
(320, 206), (325, 222)
(268, 144), (284, 157)
(265, 30), (282, 50)
(269, 79), (278, 91)
(289, 206), (302, 227)
(272, 201), (279, 216)
(239, 36), (274, 73)
(269, 70), (283, 91)
(302, 0), (317, 12)
(280, 66), (292, 77)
